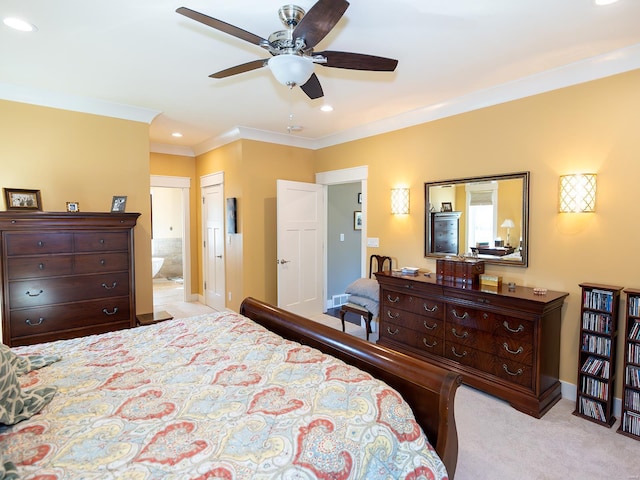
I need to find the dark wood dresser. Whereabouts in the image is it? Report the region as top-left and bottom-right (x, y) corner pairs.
(0, 212), (140, 346)
(375, 271), (569, 418)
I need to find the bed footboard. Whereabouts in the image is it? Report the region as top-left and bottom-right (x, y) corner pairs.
(240, 297), (462, 478)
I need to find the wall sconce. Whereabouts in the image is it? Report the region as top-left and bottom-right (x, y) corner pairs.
(500, 218), (515, 246)
(559, 174), (597, 213)
(391, 188), (410, 215)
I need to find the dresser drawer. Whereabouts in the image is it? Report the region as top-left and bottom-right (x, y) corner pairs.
(381, 322), (444, 357)
(9, 297), (131, 338)
(383, 291), (444, 319)
(4, 233), (73, 256)
(9, 272), (130, 308)
(74, 232), (129, 252)
(382, 306), (443, 335)
(7, 255), (74, 279)
(74, 252), (130, 274)
(445, 342), (533, 388)
(446, 306), (534, 339)
(444, 324), (533, 365)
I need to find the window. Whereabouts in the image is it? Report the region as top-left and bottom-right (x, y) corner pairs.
(466, 183), (498, 250)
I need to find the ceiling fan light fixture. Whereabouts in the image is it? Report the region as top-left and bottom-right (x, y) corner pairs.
(268, 54), (314, 87)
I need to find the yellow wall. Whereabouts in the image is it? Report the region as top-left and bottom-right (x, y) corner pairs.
(149, 152), (199, 294)
(0, 100), (153, 329)
(195, 140), (315, 311)
(314, 69), (640, 395)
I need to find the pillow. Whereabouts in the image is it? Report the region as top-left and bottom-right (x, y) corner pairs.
(0, 344), (57, 426)
(0, 343), (60, 375)
(344, 278), (379, 302)
(0, 452), (18, 480)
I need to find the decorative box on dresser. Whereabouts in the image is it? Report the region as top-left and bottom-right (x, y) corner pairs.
(375, 271), (569, 418)
(0, 212), (140, 347)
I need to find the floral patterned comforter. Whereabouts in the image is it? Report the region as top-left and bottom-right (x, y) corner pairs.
(2, 311), (448, 479)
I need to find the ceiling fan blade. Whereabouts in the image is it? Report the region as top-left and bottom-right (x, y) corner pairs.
(316, 50), (398, 71)
(209, 59), (267, 79)
(176, 7), (267, 47)
(293, 0), (349, 49)
(300, 73), (324, 99)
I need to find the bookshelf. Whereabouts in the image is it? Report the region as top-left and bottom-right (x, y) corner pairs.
(618, 288), (640, 440)
(573, 283), (622, 427)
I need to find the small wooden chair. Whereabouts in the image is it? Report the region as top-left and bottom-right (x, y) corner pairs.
(339, 255), (392, 340)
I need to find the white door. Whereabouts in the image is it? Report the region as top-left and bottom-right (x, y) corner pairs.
(203, 184), (225, 311)
(277, 180), (324, 317)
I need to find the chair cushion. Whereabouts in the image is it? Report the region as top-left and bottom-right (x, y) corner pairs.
(344, 295), (379, 318)
(345, 278), (379, 302)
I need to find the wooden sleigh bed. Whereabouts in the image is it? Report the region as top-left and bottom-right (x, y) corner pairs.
(2, 297), (461, 479)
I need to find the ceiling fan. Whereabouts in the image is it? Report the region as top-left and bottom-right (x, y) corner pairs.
(176, 0), (398, 99)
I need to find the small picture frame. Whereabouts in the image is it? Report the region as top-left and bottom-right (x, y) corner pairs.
(354, 211), (363, 230)
(66, 202), (80, 213)
(441, 202), (453, 212)
(111, 196), (127, 212)
(357, 193), (362, 204)
(3, 188), (42, 211)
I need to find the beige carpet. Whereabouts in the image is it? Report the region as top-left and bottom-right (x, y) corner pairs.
(161, 299), (639, 479)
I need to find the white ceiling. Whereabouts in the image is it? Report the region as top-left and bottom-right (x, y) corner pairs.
(2, 0), (640, 155)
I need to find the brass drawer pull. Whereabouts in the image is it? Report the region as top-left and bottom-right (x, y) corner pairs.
(423, 338), (437, 348)
(38, 263), (45, 270)
(25, 289), (43, 297)
(387, 326), (400, 335)
(386, 310), (399, 319)
(503, 343), (524, 355)
(451, 328), (468, 339)
(451, 347), (467, 358)
(423, 320), (437, 330)
(100, 239), (105, 244)
(101, 282), (118, 290)
(503, 321), (524, 333)
(100, 259), (106, 265)
(37, 240), (44, 247)
(25, 317), (45, 326)
(386, 294), (400, 303)
(423, 303), (438, 313)
(503, 364), (524, 376)
(451, 309), (468, 320)
(102, 307), (119, 315)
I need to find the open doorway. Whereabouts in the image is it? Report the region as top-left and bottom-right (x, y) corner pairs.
(150, 175), (192, 311)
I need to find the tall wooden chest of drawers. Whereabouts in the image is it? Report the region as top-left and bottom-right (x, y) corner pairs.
(0, 212), (140, 346)
(376, 271), (568, 418)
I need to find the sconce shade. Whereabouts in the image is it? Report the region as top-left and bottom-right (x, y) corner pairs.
(559, 174), (597, 213)
(391, 188), (410, 214)
(268, 54), (314, 86)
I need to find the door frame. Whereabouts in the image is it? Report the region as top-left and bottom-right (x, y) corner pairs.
(150, 175), (193, 301)
(316, 166), (368, 307)
(200, 171), (225, 307)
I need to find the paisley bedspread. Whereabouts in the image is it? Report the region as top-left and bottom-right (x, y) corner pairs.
(2, 311), (448, 479)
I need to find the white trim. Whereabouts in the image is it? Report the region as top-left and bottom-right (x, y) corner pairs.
(0, 82), (160, 124)
(150, 143), (195, 157)
(201, 171), (224, 188)
(150, 175), (190, 189)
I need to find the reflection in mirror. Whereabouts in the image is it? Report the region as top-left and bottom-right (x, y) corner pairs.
(424, 172), (530, 267)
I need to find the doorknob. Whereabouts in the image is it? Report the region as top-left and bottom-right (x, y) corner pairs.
(277, 259), (291, 264)
(216, 255), (222, 258)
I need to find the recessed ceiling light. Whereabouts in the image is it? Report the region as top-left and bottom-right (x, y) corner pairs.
(594, 0), (619, 5)
(3, 17), (36, 32)
(320, 105), (333, 112)
(171, 132), (183, 138)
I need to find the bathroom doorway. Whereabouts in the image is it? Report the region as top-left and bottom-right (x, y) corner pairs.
(150, 175), (192, 310)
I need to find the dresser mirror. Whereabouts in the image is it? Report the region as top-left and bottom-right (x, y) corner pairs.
(424, 171), (530, 267)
